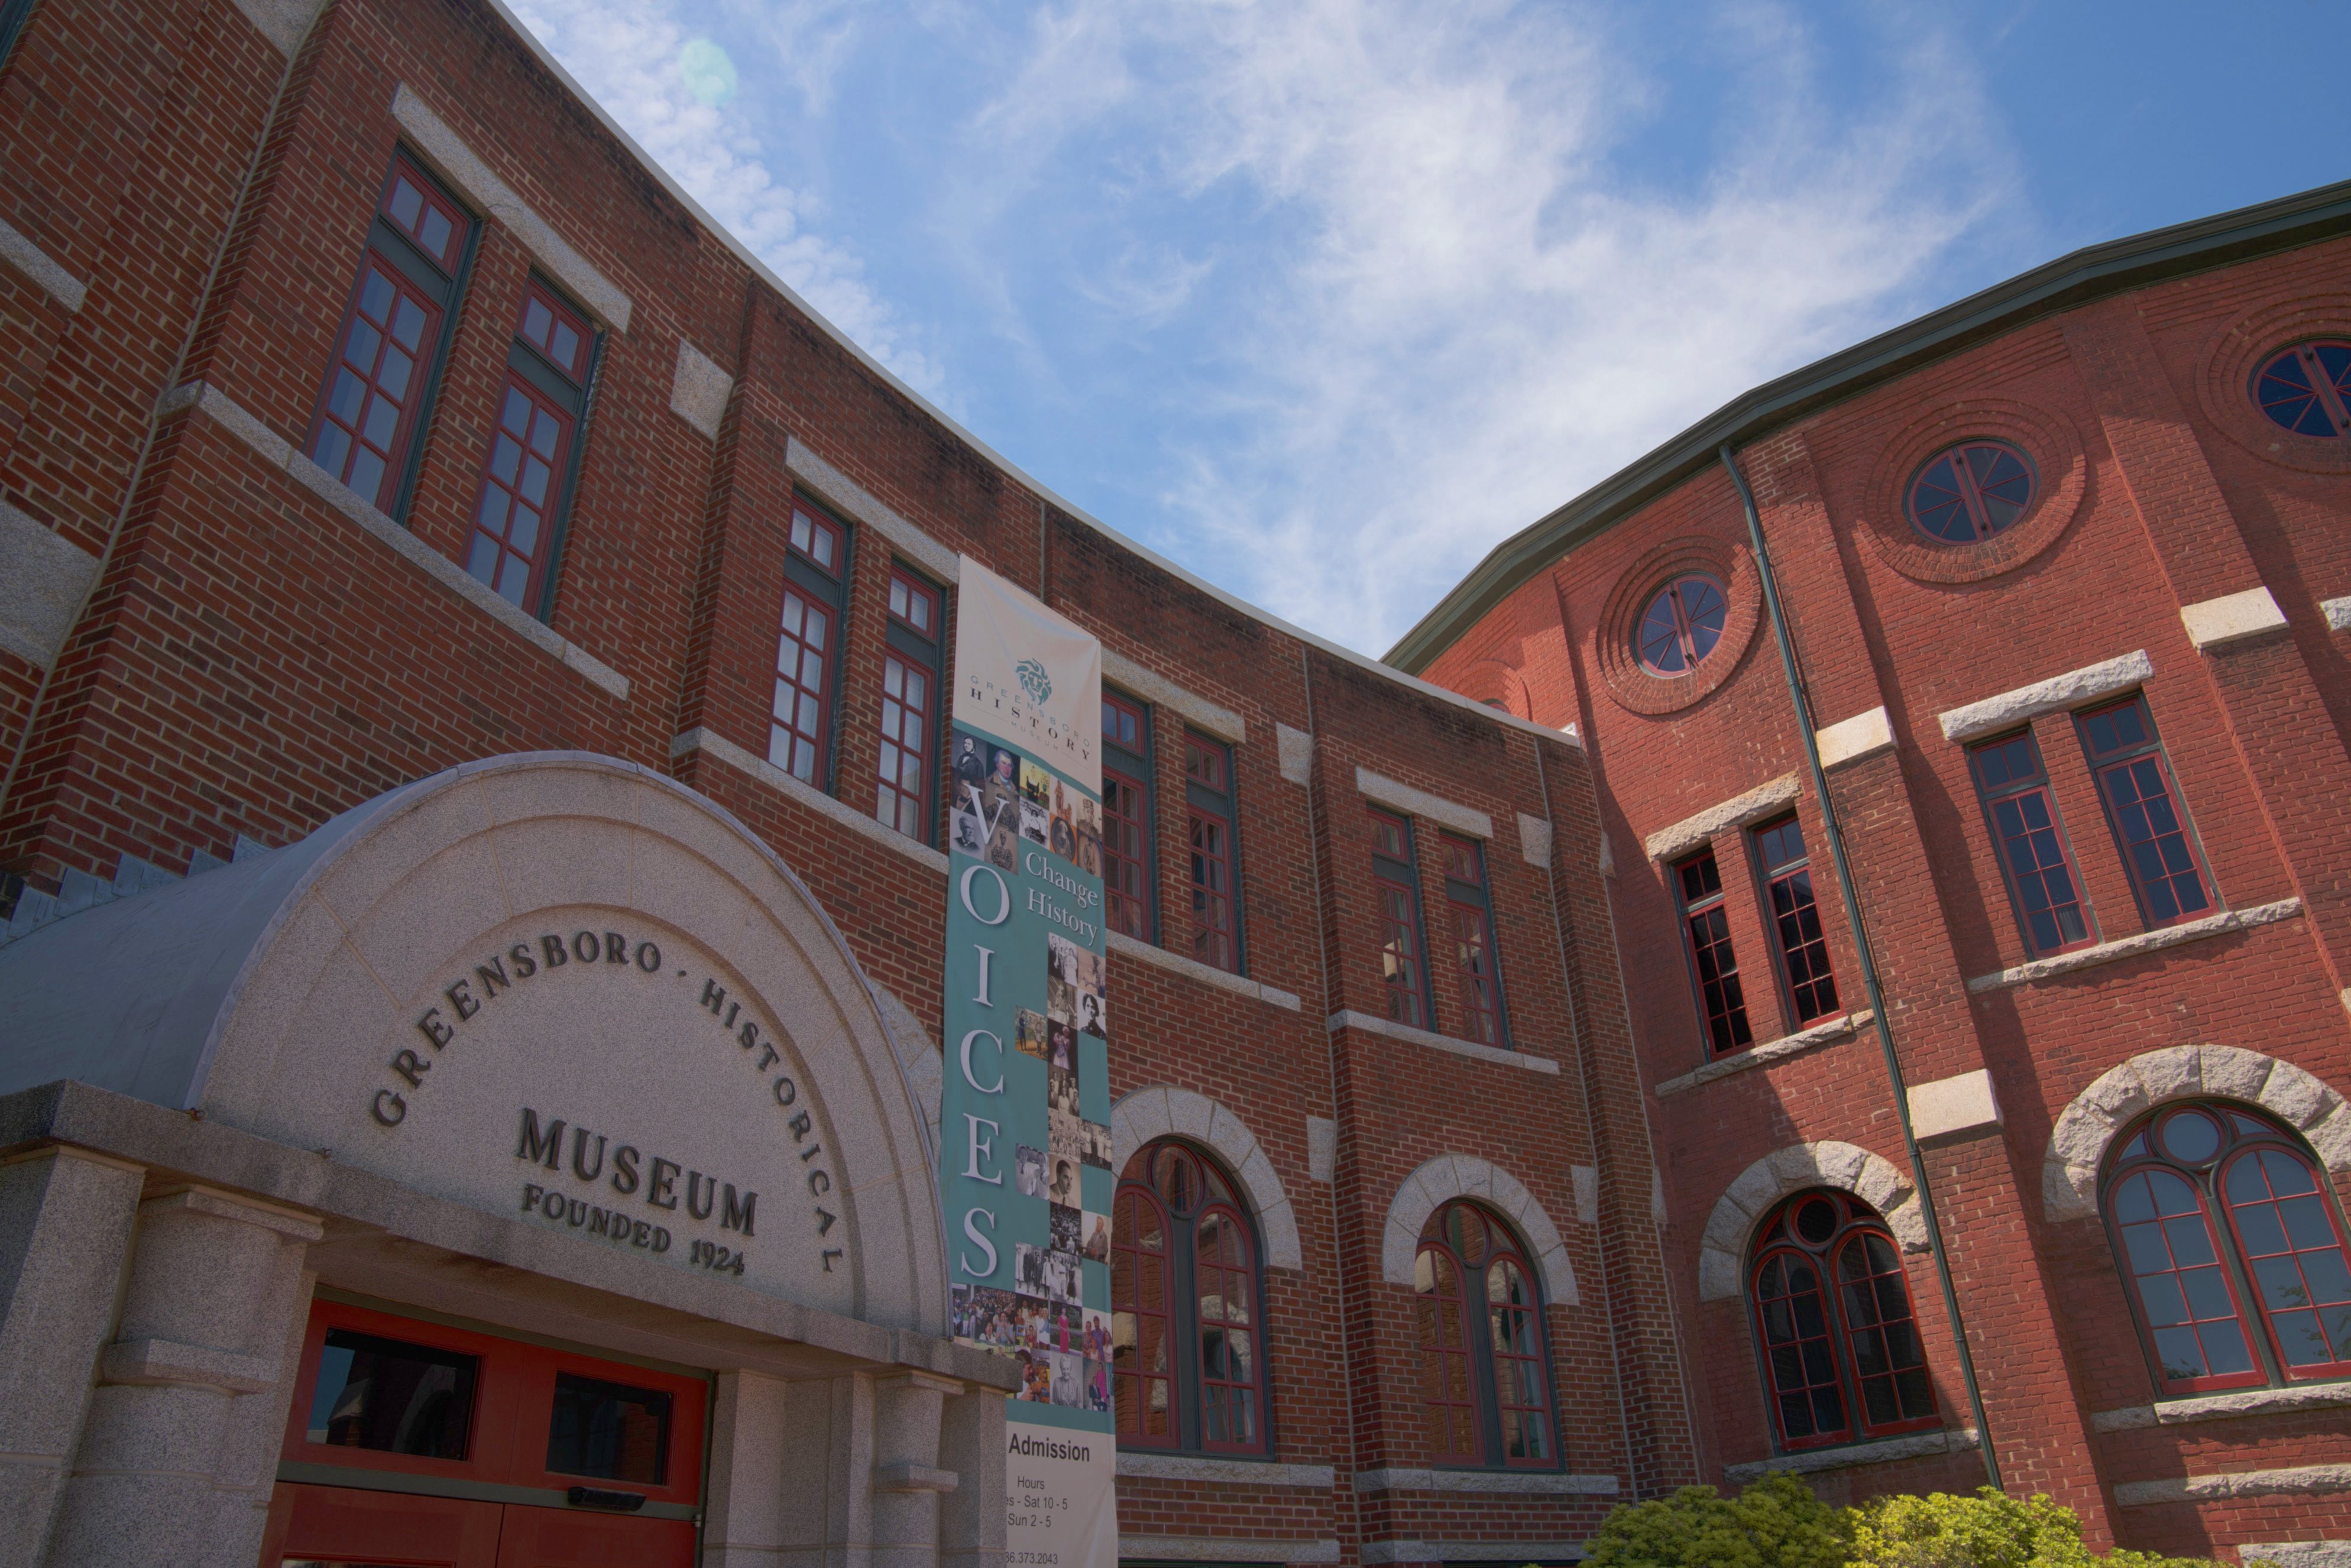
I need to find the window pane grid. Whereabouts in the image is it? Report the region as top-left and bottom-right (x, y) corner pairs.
(517, 284), (587, 380)
(1676, 851), (1751, 1055)
(1103, 769), (1150, 939)
(769, 587), (832, 785)
(2222, 1147), (2351, 1378)
(1189, 809), (1234, 971)
(1413, 1243), (1482, 1463)
(1485, 1255), (1552, 1464)
(464, 377), (571, 610)
(1971, 732), (2091, 957)
(1756, 819), (1838, 1025)
(310, 255), (439, 512)
(875, 653), (931, 840)
(1376, 874), (1424, 1028)
(2112, 1165), (2261, 1392)
(1754, 1248), (1850, 1448)
(1111, 1185), (1175, 1444)
(1450, 899), (1500, 1045)
(2080, 699), (2210, 928)
(382, 163), (464, 271)
(1195, 1206), (1259, 1451)
(1833, 1232), (1937, 1430)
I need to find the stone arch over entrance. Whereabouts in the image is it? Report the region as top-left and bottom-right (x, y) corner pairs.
(0, 751), (945, 1333)
(2042, 1045), (2351, 1222)
(1382, 1154), (1576, 1305)
(1697, 1142), (1923, 1302)
(1110, 1085), (1301, 1269)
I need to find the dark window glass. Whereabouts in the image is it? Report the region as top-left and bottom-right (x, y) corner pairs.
(1676, 850), (1752, 1054)
(1442, 834), (1506, 1047)
(312, 258), (441, 511)
(516, 286), (589, 381)
(1754, 817), (1838, 1025)
(1102, 692), (1152, 940)
(1969, 730), (2093, 957)
(546, 1372), (672, 1485)
(1636, 575), (1727, 675)
(769, 500), (849, 787)
(1113, 1141), (1267, 1454)
(876, 565), (944, 844)
(1414, 1202), (1555, 1468)
(2078, 696), (2211, 928)
(2105, 1104), (2351, 1394)
(464, 377), (571, 609)
(1185, 734), (1239, 972)
(1369, 808), (1426, 1028)
(1905, 440), (2035, 543)
(305, 1329), (478, 1459)
(2252, 340), (2351, 437)
(1748, 1191), (1936, 1452)
(382, 164), (466, 272)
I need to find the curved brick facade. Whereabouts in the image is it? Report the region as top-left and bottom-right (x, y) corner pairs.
(0, 0), (2346, 1563)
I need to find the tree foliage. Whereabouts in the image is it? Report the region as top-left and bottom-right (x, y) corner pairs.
(1583, 1478), (2263, 1568)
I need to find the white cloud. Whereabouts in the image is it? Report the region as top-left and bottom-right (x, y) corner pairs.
(960, 0), (2020, 650)
(508, 0), (947, 397)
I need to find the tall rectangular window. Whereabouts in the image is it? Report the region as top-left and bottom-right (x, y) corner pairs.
(1753, 817), (1838, 1025)
(1970, 730), (2093, 957)
(1676, 849), (1752, 1055)
(464, 281), (593, 614)
(769, 502), (847, 786)
(1184, 733), (1240, 973)
(876, 566), (943, 842)
(2078, 696), (2212, 928)
(1102, 692), (1154, 941)
(307, 157), (472, 517)
(1368, 809), (1427, 1028)
(1441, 834), (1506, 1045)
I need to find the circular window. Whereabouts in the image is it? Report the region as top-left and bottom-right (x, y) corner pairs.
(1635, 574), (1727, 675)
(2158, 1107), (2222, 1167)
(1905, 440), (2036, 543)
(2252, 340), (2351, 437)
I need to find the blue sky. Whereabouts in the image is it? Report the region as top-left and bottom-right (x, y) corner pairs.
(509, 0), (2351, 656)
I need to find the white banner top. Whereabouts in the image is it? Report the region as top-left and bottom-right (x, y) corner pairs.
(952, 558), (1101, 795)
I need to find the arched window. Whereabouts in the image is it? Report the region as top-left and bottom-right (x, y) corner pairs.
(1110, 1139), (1268, 1454)
(1747, 1190), (1937, 1452)
(2252, 340), (2351, 437)
(1412, 1201), (1556, 1468)
(1905, 440), (2035, 543)
(2104, 1102), (2351, 1395)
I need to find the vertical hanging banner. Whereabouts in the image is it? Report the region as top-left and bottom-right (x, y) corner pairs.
(941, 558), (1116, 1568)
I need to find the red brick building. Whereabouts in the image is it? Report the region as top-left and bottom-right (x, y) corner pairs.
(0, 0), (2343, 1563)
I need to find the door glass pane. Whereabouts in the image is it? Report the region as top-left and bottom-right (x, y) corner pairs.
(546, 1372), (673, 1484)
(305, 1329), (478, 1458)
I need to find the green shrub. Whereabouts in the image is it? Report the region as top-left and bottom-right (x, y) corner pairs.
(1582, 1477), (2258, 1568)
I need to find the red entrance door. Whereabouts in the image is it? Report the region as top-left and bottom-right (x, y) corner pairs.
(258, 1297), (705, 1568)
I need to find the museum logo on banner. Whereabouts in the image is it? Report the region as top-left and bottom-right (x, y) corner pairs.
(941, 559), (1116, 1568)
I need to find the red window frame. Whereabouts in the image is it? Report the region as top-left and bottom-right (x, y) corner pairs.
(876, 649), (932, 839)
(1369, 808), (1426, 1029)
(889, 569), (939, 636)
(2077, 696), (2213, 930)
(1634, 574), (1728, 675)
(381, 158), (467, 272)
(278, 1295), (707, 1505)
(1674, 848), (1752, 1055)
(1483, 1250), (1552, 1464)
(1112, 1181), (1177, 1447)
(1753, 816), (1838, 1026)
(517, 283), (590, 380)
(1748, 1191), (1938, 1452)
(789, 501), (844, 576)
(1193, 1201), (1262, 1452)
(1413, 1239), (1482, 1464)
(464, 375), (573, 611)
(309, 255), (443, 512)
(1185, 734), (1238, 973)
(1442, 835), (1503, 1047)
(1969, 729), (2095, 958)
(2252, 339), (2351, 437)
(770, 585), (834, 784)
(2105, 1104), (2351, 1395)
(1903, 439), (2036, 543)
(1102, 693), (1152, 941)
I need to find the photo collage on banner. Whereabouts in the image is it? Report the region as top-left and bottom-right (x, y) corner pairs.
(940, 559), (1116, 1568)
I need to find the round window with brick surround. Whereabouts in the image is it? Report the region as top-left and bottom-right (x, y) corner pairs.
(1905, 440), (2036, 543)
(2251, 340), (2351, 437)
(1635, 574), (1728, 676)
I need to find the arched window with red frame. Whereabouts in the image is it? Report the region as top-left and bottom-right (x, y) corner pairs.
(1110, 1140), (1269, 1454)
(1412, 1201), (1557, 1467)
(2104, 1102), (2351, 1396)
(1748, 1190), (1937, 1452)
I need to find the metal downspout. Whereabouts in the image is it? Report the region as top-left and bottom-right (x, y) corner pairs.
(1716, 443), (2002, 1492)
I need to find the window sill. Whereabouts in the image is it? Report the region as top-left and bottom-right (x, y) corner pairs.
(670, 728), (948, 874)
(1964, 898), (2302, 994)
(1722, 1427), (1978, 1485)
(1116, 1452), (1334, 1488)
(1653, 1010), (1871, 1099)
(1106, 931), (1301, 1011)
(1325, 1010), (1559, 1074)
(2091, 1378), (2351, 1433)
(1352, 1467), (1618, 1496)
(160, 380), (629, 702)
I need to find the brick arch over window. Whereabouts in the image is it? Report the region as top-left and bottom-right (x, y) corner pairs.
(2043, 1045), (2351, 1222)
(1449, 660), (1533, 720)
(1110, 1087), (1301, 1269)
(1698, 1142), (1925, 1301)
(1381, 1155), (1576, 1305)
